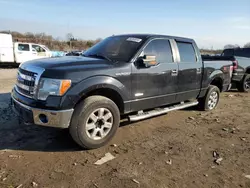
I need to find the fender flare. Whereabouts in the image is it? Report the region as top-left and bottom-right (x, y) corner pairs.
(61, 76), (130, 108)
(208, 70), (224, 85)
(246, 66), (250, 74)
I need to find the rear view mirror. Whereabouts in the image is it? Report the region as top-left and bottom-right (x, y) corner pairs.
(142, 55), (157, 67)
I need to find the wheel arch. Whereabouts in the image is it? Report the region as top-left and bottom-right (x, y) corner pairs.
(209, 70), (224, 92)
(67, 76), (129, 114)
(246, 67), (250, 74)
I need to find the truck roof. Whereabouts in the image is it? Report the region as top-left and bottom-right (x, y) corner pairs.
(114, 34), (194, 42)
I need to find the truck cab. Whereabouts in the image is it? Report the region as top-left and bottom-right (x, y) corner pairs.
(14, 42), (52, 64)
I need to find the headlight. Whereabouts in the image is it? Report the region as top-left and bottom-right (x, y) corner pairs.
(37, 78), (71, 100)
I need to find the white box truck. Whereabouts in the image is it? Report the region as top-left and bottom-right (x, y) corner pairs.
(0, 33), (52, 64)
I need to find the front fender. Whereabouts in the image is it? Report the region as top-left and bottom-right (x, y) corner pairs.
(60, 76), (129, 109)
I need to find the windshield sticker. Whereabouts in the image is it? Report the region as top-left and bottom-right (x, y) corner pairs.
(127, 37), (142, 43)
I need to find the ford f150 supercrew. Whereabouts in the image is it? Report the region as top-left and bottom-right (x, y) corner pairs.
(11, 34), (232, 149)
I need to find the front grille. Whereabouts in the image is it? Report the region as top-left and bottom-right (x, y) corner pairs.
(16, 68), (37, 98)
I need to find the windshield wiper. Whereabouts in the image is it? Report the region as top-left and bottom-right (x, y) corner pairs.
(86, 53), (112, 62)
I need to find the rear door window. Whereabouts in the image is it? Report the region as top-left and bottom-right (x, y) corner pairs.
(18, 44), (30, 51)
(176, 42), (197, 62)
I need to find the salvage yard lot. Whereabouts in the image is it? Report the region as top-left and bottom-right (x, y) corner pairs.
(0, 68), (250, 188)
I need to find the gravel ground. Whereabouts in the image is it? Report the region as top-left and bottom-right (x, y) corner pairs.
(0, 68), (250, 188)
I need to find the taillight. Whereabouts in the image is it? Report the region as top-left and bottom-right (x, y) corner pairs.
(232, 60), (238, 70)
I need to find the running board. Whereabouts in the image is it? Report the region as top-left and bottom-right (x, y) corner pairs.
(128, 101), (199, 122)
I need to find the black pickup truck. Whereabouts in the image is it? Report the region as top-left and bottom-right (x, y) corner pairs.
(11, 34), (232, 149)
(203, 48), (250, 92)
(222, 48), (250, 92)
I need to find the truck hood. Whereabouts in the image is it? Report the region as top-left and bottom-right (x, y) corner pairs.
(19, 56), (121, 81)
(21, 56), (113, 70)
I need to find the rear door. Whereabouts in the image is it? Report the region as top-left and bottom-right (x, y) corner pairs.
(15, 43), (33, 63)
(175, 41), (203, 101)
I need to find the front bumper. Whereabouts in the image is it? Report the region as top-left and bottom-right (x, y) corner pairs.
(11, 96), (74, 128)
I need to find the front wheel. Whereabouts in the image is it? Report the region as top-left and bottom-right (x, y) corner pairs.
(199, 85), (220, 111)
(69, 96), (120, 149)
(236, 74), (250, 92)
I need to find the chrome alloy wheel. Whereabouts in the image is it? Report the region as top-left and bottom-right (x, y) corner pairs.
(85, 108), (113, 140)
(208, 91), (218, 110)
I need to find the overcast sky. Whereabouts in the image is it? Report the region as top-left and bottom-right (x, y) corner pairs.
(0, 0), (250, 49)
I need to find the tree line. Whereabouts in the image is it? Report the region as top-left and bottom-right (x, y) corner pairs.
(0, 31), (101, 51)
(224, 43), (250, 49)
(1, 31), (249, 53)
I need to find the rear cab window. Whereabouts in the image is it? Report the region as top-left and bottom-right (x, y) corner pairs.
(176, 41), (197, 63)
(18, 44), (30, 51)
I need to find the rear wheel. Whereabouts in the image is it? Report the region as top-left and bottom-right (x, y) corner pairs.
(236, 74), (250, 92)
(199, 85), (220, 111)
(69, 96), (120, 149)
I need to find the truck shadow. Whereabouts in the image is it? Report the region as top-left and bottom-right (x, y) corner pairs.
(0, 92), (82, 152)
(0, 93), (136, 152)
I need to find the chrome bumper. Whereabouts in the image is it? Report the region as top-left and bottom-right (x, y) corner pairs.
(12, 97), (74, 128)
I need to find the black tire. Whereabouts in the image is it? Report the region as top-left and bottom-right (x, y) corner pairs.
(69, 96), (120, 149)
(198, 85), (220, 111)
(236, 74), (250, 92)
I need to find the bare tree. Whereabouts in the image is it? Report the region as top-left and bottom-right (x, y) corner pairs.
(66, 33), (74, 50)
(66, 33), (74, 41)
(244, 42), (250, 48)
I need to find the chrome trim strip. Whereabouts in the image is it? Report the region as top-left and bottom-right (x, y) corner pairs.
(15, 86), (33, 99)
(16, 82), (33, 91)
(18, 71), (34, 81)
(169, 39), (180, 63)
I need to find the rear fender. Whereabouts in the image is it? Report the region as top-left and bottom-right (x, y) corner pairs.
(208, 70), (224, 84)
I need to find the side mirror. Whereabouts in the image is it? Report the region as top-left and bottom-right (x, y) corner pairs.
(141, 55), (157, 67)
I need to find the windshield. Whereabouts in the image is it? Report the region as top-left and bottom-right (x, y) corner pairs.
(83, 36), (146, 62)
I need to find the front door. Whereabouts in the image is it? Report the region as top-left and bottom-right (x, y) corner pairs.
(131, 38), (178, 111)
(32, 44), (48, 59)
(175, 41), (203, 102)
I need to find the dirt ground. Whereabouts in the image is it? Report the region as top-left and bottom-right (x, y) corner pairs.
(0, 68), (250, 188)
